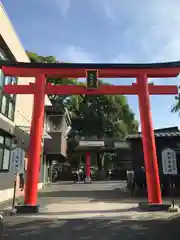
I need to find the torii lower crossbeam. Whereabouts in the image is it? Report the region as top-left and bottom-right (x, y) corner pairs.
(3, 83), (178, 95)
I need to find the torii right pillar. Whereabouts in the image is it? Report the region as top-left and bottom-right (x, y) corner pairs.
(137, 74), (162, 204)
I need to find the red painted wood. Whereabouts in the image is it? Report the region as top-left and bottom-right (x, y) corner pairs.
(24, 75), (46, 206)
(3, 83), (178, 95)
(86, 152), (91, 179)
(2, 66), (180, 78)
(137, 74), (162, 204)
(45, 84), (138, 95)
(3, 83), (35, 94)
(2, 64), (178, 206)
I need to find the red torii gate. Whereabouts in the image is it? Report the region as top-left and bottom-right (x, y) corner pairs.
(2, 61), (179, 213)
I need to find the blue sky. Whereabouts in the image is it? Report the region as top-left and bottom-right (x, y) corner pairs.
(2, 0), (180, 129)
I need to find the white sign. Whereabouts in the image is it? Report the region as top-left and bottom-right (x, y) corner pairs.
(161, 148), (177, 175)
(10, 147), (25, 174)
(79, 141), (104, 147)
(114, 142), (130, 148)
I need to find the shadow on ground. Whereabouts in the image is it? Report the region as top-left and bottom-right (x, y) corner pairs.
(37, 187), (149, 203)
(37, 181), (180, 204)
(25, 207), (140, 216)
(3, 215), (180, 240)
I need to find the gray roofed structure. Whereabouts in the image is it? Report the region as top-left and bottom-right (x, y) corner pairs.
(126, 126), (180, 139)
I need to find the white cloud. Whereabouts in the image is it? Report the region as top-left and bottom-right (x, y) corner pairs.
(66, 45), (94, 62)
(111, 54), (135, 63)
(55, 0), (180, 66)
(99, 0), (180, 63)
(55, 0), (71, 17)
(57, 45), (95, 63)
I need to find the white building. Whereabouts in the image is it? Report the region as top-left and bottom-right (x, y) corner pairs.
(0, 3), (62, 202)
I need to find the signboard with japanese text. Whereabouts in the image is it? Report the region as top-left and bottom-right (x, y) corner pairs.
(86, 69), (98, 89)
(161, 148), (177, 175)
(10, 147), (25, 174)
(79, 141), (104, 147)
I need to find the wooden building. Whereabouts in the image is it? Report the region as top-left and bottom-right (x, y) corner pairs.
(127, 126), (180, 181)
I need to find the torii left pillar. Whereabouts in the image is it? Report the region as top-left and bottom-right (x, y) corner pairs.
(17, 74), (46, 213)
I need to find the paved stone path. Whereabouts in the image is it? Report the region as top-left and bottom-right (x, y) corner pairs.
(1, 181), (180, 239)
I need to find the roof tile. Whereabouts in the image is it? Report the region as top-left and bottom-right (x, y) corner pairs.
(127, 131), (180, 139)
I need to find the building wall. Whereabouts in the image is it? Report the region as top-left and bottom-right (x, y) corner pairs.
(60, 115), (69, 157)
(44, 112), (70, 157)
(0, 43), (17, 193)
(129, 136), (180, 177)
(1, 3), (51, 128)
(155, 137), (180, 176)
(0, 3), (51, 202)
(1, 2), (35, 128)
(0, 3), (29, 62)
(45, 133), (62, 154)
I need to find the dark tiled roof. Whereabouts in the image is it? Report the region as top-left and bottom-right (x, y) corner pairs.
(127, 131), (180, 139)
(2, 60), (180, 69)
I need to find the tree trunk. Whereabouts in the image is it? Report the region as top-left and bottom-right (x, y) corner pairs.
(97, 152), (103, 170)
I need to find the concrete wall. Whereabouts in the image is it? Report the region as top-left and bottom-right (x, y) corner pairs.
(0, 154), (47, 202)
(61, 116), (68, 157)
(44, 132), (62, 154)
(44, 114), (69, 157)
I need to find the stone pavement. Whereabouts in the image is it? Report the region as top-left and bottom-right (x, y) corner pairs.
(1, 181), (180, 239)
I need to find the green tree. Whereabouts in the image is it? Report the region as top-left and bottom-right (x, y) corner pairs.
(66, 80), (138, 170)
(67, 85), (138, 138)
(27, 51), (56, 63)
(172, 87), (180, 114)
(27, 51), (139, 169)
(27, 51), (78, 108)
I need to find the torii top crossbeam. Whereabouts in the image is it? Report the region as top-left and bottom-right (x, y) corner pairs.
(2, 60), (180, 78)
(1, 60), (179, 95)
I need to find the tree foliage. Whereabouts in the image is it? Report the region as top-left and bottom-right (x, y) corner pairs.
(68, 92), (138, 138)
(27, 51), (139, 139)
(27, 50), (77, 106)
(172, 87), (180, 115)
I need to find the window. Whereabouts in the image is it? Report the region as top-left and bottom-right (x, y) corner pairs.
(11, 77), (17, 85)
(0, 136), (4, 144)
(0, 95), (15, 120)
(4, 76), (11, 85)
(2, 149), (10, 170)
(5, 137), (12, 148)
(0, 148), (4, 169)
(0, 70), (4, 87)
(1, 96), (7, 114)
(0, 49), (16, 121)
(0, 48), (7, 60)
(0, 134), (12, 171)
(0, 48), (6, 92)
(8, 102), (13, 119)
(0, 147), (10, 171)
(10, 77), (16, 99)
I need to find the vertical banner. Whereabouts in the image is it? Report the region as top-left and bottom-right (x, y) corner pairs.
(161, 148), (177, 175)
(10, 147), (25, 174)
